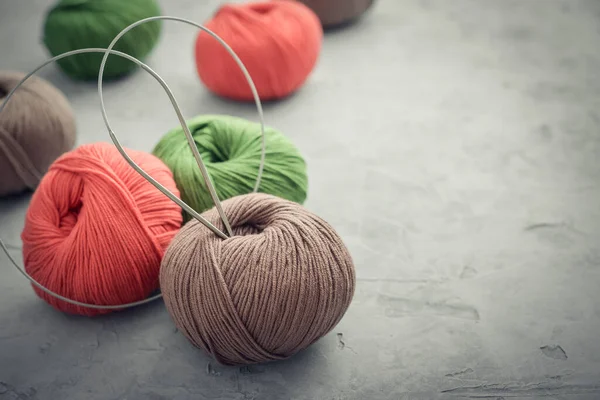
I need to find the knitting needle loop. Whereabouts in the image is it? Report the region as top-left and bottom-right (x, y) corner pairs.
(0, 17), (267, 310)
(98, 16), (267, 239)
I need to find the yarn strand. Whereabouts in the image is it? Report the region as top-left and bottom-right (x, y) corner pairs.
(98, 16), (268, 239)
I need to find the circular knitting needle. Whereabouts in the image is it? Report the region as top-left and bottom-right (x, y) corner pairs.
(99, 16), (268, 239)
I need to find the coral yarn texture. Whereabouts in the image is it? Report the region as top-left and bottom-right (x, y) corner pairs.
(195, 0), (323, 101)
(160, 193), (356, 366)
(21, 142), (183, 316)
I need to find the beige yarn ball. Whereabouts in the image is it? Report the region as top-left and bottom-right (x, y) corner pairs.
(160, 193), (356, 366)
(289, 0), (375, 27)
(0, 71), (76, 197)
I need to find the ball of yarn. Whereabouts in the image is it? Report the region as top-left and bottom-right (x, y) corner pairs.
(195, 1), (323, 101)
(152, 114), (308, 217)
(287, 0), (375, 27)
(160, 193), (355, 365)
(21, 142), (183, 316)
(42, 0), (162, 81)
(0, 71), (76, 197)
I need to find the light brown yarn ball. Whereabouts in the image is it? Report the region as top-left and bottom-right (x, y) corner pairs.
(160, 193), (356, 366)
(288, 0), (375, 27)
(0, 71), (76, 197)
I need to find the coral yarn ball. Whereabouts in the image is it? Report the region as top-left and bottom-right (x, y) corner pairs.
(0, 71), (76, 197)
(195, 1), (323, 101)
(160, 193), (356, 366)
(21, 142), (183, 316)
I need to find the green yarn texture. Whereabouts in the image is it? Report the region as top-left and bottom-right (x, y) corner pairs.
(152, 115), (308, 216)
(43, 0), (162, 81)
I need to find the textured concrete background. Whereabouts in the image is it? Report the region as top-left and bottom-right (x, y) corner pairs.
(1, 0), (600, 399)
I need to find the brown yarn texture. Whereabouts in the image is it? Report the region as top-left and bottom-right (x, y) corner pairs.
(0, 71), (76, 197)
(292, 0), (375, 27)
(160, 193), (356, 366)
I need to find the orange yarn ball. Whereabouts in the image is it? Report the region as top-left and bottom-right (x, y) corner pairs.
(195, 0), (323, 101)
(21, 142), (183, 316)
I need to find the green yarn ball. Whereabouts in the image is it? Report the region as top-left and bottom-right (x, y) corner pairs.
(152, 115), (308, 217)
(42, 0), (162, 81)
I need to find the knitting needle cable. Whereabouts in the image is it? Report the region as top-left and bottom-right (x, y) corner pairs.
(0, 19), (267, 310)
(98, 16), (267, 239)
(0, 48), (194, 309)
(0, 48), (228, 239)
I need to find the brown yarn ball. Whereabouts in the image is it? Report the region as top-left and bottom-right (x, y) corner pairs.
(0, 71), (76, 197)
(160, 193), (356, 366)
(288, 0), (375, 27)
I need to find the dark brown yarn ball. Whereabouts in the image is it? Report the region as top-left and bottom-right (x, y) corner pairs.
(0, 71), (76, 197)
(288, 0), (375, 27)
(160, 193), (356, 366)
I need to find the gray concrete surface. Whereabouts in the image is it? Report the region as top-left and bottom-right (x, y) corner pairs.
(1, 0), (600, 398)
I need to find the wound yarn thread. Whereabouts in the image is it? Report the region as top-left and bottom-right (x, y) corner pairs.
(152, 114), (308, 218)
(195, 0), (323, 101)
(160, 193), (356, 366)
(21, 142), (182, 316)
(0, 71), (76, 197)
